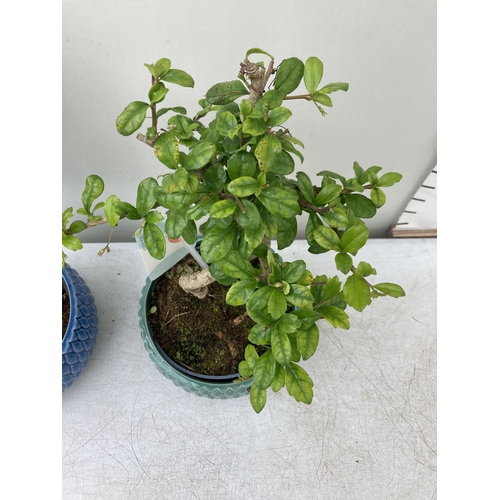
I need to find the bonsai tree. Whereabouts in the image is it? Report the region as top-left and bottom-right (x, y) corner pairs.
(62, 48), (405, 412)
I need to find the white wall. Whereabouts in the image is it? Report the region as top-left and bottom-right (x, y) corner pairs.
(62, 0), (436, 242)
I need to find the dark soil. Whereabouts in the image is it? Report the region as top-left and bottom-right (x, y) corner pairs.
(62, 282), (70, 339)
(147, 255), (258, 376)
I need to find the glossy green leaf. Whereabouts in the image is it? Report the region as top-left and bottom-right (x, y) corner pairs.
(210, 199), (237, 219)
(81, 174), (104, 214)
(144, 58), (171, 78)
(344, 194), (377, 218)
(227, 151), (257, 180)
(156, 106), (187, 118)
(258, 187), (300, 219)
(274, 57), (304, 95)
(136, 177), (159, 217)
(247, 286), (275, 326)
(206, 80), (249, 105)
(267, 107), (292, 127)
(238, 360), (253, 378)
(373, 282), (406, 298)
(235, 199), (261, 229)
(248, 324), (272, 345)
(340, 225), (369, 255)
(172, 167), (199, 194)
(246, 47), (274, 60)
(318, 305), (350, 329)
(164, 209), (188, 239)
(312, 91), (333, 107)
(335, 253), (353, 274)
(314, 182), (342, 205)
(286, 284), (315, 308)
(282, 260), (307, 284)
(296, 324), (319, 360)
(254, 135), (282, 172)
(62, 233), (83, 251)
(226, 279), (257, 306)
(184, 142), (217, 170)
(318, 82), (349, 93)
(143, 222), (166, 260)
(217, 249), (260, 280)
(304, 57), (323, 94)
(112, 201), (141, 220)
(250, 385), (267, 413)
(227, 176), (260, 197)
(216, 111), (238, 137)
(116, 101), (149, 136)
(148, 82), (168, 104)
(268, 150), (295, 175)
(182, 219), (197, 244)
(160, 68), (194, 88)
(242, 117), (266, 136)
(243, 224), (265, 251)
(297, 172), (315, 203)
(291, 309), (322, 330)
(199, 223), (237, 263)
(271, 325), (292, 365)
(370, 187), (386, 208)
(259, 89), (284, 109)
(342, 274), (371, 312)
(313, 225), (342, 251)
(252, 350), (276, 390)
(377, 172), (403, 187)
(154, 133), (179, 169)
(68, 220), (86, 235)
(103, 195), (121, 227)
(285, 363), (313, 404)
(268, 288), (287, 320)
(271, 364), (286, 392)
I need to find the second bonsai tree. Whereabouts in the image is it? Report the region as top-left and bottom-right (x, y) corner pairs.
(62, 48), (405, 412)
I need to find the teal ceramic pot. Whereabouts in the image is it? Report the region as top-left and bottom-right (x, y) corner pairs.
(138, 274), (253, 399)
(62, 265), (98, 391)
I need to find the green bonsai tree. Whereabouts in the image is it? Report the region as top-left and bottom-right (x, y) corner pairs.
(62, 48), (405, 412)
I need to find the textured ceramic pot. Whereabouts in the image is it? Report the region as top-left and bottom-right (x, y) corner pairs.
(138, 275), (253, 399)
(62, 265), (99, 391)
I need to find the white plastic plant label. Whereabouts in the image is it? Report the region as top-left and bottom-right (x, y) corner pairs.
(135, 220), (207, 281)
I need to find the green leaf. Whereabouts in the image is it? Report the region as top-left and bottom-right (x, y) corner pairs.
(226, 279), (257, 306)
(68, 220), (86, 235)
(62, 233), (83, 251)
(244, 344), (259, 368)
(210, 199), (237, 219)
(227, 151), (257, 180)
(112, 201), (141, 220)
(250, 385), (267, 413)
(144, 58), (171, 78)
(274, 57), (304, 95)
(227, 176), (260, 198)
(271, 364), (286, 392)
(217, 250), (260, 280)
(271, 324), (292, 365)
(312, 91), (333, 107)
(344, 194), (377, 218)
(259, 89), (284, 109)
(282, 260), (307, 284)
(235, 199), (261, 229)
(318, 305), (350, 329)
(246, 47), (274, 60)
(240, 99), (253, 116)
(373, 282), (406, 298)
(116, 101), (149, 136)
(247, 286), (275, 326)
(154, 133), (179, 169)
(267, 107), (292, 127)
(296, 324), (320, 360)
(313, 225), (342, 251)
(148, 82), (168, 104)
(370, 187), (386, 208)
(186, 196), (215, 220)
(286, 284), (315, 308)
(199, 223), (237, 263)
(216, 111), (238, 137)
(377, 172), (403, 187)
(156, 106), (187, 118)
(341, 225), (369, 255)
(160, 68), (194, 88)
(252, 350), (276, 390)
(254, 135), (282, 173)
(304, 56), (323, 94)
(258, 187), (300, 219)
(206, 80), (249, 105)
(314, 182), (342, 205)
(342, 274), (371, 312)
(248, 324), (272, 345)
(204, 164), (227, 192)
(164, 209), (188, 239)
(296, 172), (315, 203)
(335, 253), (353, 274)
(318, 82), (349, 93)
(238, 360), (253, 378)
(81, 174), (104, 214)
(268, 288), (287, 320)
(290, 309), (322, 330)
(242, 117), (266, 136)
(143, 222), (166, 260)
(285, 363), (313, 404)
(184, 142), (216, 170)
(103, 195), (121, 227)
(356, 261), (376, 278)
(172, 167), (199, 194)
(136, 177), (159, 217)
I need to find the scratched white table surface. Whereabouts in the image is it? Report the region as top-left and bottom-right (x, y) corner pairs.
(62, 238), (436, 500)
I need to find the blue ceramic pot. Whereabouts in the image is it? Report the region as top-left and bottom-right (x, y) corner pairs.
(62, 265), (98, 391)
